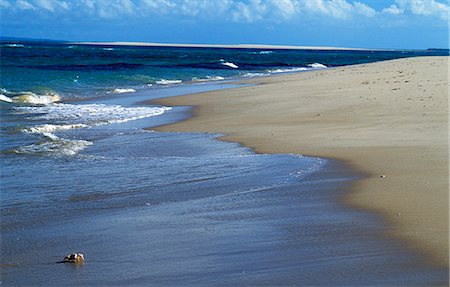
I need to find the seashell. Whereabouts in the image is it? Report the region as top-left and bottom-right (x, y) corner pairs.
(63, 253), (85, 263)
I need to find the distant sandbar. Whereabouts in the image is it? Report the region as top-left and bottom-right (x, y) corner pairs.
(71, 41), (378, 51)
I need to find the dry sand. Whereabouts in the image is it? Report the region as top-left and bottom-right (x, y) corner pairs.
(73, 41), (374, 51)
(152, 56), (449, 267)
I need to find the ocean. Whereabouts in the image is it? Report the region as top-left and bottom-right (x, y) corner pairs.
(0, 41), (448, 286)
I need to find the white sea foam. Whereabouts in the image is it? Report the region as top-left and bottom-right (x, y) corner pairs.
(308, 63), (327, 69)
(256, 51), (273, 54)
(267, 63), (327, 74)
(14, 103), (171, 126)
(242, 72), (268, 77)
(0, 90), (60, 105)
(5, 44), (24, 48)
(103, 48), (115, 51)
(0, 94), (13, 103)
(21, 124), (88, 134)
(111, 88), (136, 94)
(221, 62), (239, 69)
(268, 67), (309, 74)
(11, 136), (93, 156)
(14, 93), (60, 105)
(192, 76), (225, 82)
(12, 103), (169, 156)
(156, 79), (183, 85)
(41, 132), (60, 141)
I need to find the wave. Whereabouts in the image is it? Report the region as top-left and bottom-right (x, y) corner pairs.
(308, 63), (327, 69)
(156, 79), (182, 85)
(4, 44), (24, 48)
(268, 67), (309, 73)
(163, 61), (307, 71)
(9, 135), (93, 156)
(192, 76), (225, 82)
(267, 64), (327, 74)
(11, 103), (170, 156)
(0, 94), (13, 103)
(21, 124), (88, 134)
(111, 88), (136, 94)
(13, 103), (171, 126)
(242, 72), (269, 77)
(221, 62), (239, 69)
(0, 90), (60, 105)
(254, 51), (273, 54)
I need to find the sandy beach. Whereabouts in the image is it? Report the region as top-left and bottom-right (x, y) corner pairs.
(73, 41), (375, 51)
(153, 56), (449, 267)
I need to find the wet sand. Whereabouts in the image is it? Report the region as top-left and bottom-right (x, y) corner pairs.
(2, 68), (448, 286)
(153, 56), (449, 267)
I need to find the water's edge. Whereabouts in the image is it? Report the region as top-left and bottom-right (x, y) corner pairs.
(2, 79), (447, 286)
(147, 78), (449, 282)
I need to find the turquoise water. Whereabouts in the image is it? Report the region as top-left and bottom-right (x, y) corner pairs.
(1, 41), (447, 99)
(0, 41), (448, 286)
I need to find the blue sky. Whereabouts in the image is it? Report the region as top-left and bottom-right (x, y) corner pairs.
(0, 0), (448, 49)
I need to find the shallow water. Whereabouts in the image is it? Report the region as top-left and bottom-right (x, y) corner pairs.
(1, 84), (448, 286)
(1, 42), (448, 286)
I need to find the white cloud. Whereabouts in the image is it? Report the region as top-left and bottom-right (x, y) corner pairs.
(354, 2), (376, 17)
(60, 1), (69, 10)
(16, 0), (35, 10)
(0, 0), (11, 8)
(74, 0), (136, 18)
(118, 0), (135, 13)
(178, 0), (232, 18)
(141, 0), (175, 10)
(382, 4), (404, 15)
(34, 0), (56, 11)
(3, 0), (71, 12)
(269, 0), (298, 19)
(394, 0), (450, 20)
(3, 0), (448, 25)
(302, 0), (351, 19)
(232, 1), (257, 22)
(326, 0), (353, 19)
(300, 0), (376, 20)
(231, 0), (269, 22)
(80, 0), (95, 10)
(0, 0), (378, 21)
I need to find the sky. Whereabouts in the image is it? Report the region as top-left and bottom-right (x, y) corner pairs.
(0, 0), (448, 49)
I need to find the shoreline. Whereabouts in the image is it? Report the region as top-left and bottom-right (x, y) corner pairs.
(151, 56), (449, 267)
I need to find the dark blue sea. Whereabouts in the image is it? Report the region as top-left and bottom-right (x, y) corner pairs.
(0, 41), (448, 286)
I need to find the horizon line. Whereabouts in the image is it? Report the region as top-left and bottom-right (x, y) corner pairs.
(1, 36), (448, 51)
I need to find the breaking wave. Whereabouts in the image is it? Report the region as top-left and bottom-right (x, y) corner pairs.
(8, 135), (93, 157)
(220, 61), (239, 69)
(308, 63), (327, 69)
(0, 89), (60, 105)
(192, 76), (225, 82)
(10, 102), (171, 156)
(156, 79), (183, 85)
(4, 44), (25, 48)
(111, 88), (136, 94)
(268, 67), (309, 73)
(13, 103), (171, 126)
(20, 124), (88, 134)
